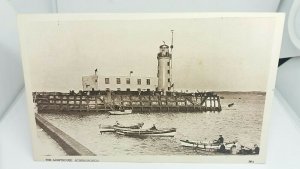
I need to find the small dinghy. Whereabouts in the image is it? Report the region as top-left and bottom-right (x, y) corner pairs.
(99, 122), (143, 133)
(109, 109), (132, 115)
(109, 105), (132, 115)
(99, 124), (115, 133)
(180, 139), (238, 154)
(228, 103), (234, 107)
(180, 139), (260, 155)
(113, 122), (144, 131)
(117, 128), (176, 138)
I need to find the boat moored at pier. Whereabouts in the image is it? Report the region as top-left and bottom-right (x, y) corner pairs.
(109, 109), (132, 115)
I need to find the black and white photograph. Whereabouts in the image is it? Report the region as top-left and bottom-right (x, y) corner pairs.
(18, 13), (284, 163)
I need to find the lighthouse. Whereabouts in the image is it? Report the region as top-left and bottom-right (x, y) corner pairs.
(157, 30), (174, 93)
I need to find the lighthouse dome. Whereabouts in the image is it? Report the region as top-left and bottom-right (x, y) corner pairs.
(159, 44), (169, 49)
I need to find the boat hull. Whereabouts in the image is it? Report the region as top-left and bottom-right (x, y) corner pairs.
(99, 123), (143, 133)
(99, 128), (115, 133)
(180, 140), (237, 154)
(99, 124), (115, 133)
(113, 123), (143, 131)
(180, 140), (219, 149)
(109, 109), (132, 115)
(118, 128), (176, 138)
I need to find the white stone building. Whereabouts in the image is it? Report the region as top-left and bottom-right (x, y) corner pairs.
(82, 74), (157, 91)
(98, 75), (157, 91)
(82, 74), (98, 91)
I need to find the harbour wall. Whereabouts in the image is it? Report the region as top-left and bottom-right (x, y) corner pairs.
(34, 91), (222, 113)
(35, 113), (96, 156)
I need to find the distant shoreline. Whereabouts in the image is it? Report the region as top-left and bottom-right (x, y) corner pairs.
(215, 91), (266, 95)
(33, 90), (266, 94)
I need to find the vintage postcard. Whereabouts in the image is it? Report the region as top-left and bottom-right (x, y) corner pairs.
(18, 13), (284, 163)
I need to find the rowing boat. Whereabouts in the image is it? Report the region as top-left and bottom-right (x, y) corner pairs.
(99, 124), (115, 133)
(109, 109), (132, 115)
(99, 123), (143, 133)
(117, 128), (176, 138)
(180, 139), (238, 154)
(113, 123), (144, 131)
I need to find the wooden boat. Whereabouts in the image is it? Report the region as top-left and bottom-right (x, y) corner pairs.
(180, 140), (259, 155)
(109, 109), (132, 115)
(99, 124), (115, 133)
(113, 123), (144, 131)
(117, 128), (176, 137)
(99, 123), (143, 133)
(180, 139), (238, 154)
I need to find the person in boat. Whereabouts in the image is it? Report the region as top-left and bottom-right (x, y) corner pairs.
(239, 145), (253, 155)
(253, 144), (260, 154)
(115, 121), (120, 125)
(218, 143), (226, 153)
(239, 145), (245, 154)
(138, 122), (144, 128)
(233, 139), (241, 150)
(150, 124), (158, 130)
(214, 135), (224, 144)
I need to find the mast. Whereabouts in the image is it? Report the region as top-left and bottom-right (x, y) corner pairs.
(170, 30), (174, 91)
(170, 30), (174, 53)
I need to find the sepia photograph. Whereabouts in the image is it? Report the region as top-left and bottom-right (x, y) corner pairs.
(18, 13), (284, 163)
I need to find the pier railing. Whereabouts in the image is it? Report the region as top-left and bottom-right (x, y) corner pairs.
(33, 91), (222, 113)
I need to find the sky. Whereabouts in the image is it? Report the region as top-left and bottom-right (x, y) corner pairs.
(20, 15), (278, 92)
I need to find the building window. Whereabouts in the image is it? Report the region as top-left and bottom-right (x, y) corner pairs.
(126, 78), (130, 84)
(167, 62), (170, 66)
(168, 78), (170, 82)
(95, 79), (98, 82)
(126, 88), (130, 91)
(105, 78), (109, 84)
(86, 84), (90, 88)
(146, 79), (150, 85)
(137, 79), (141, 85)
(117, 88), (121, 91)
(167, 70), (170, 74)
(116, 78), (121, 84)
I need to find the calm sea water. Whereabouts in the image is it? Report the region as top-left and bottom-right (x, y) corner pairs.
(38, 92), (265, 156)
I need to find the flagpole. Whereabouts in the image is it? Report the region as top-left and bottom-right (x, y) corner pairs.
(170, 30), (174, 91)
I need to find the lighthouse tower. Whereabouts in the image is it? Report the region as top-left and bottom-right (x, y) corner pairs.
(157, 31), (174, 93)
